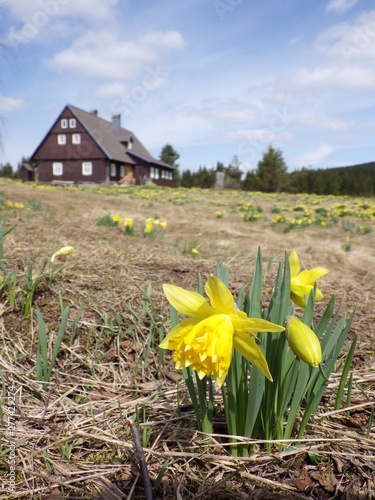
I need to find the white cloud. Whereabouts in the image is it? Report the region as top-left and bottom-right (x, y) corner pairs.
(291, 111), (352, 131)
(292, 65), (375, 90)
(316, 10), (375, 62)
(222, 129), (292, 144)
(48, 30), (185, 81)
(326, 0), (359, 13)
(297, 143), (335, 167)
(0, 96), (25, 112)
(180, 98), (258, 126)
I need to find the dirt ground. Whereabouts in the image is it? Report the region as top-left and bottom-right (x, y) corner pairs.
(0, 180), (374, 499)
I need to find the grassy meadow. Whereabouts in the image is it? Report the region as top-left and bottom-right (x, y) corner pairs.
(0, 179), (374, 499)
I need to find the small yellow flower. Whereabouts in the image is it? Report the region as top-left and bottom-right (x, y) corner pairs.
(159, 221), (167, 229)
(160, 275), (284, 386)
(191, 248), (199, 255)
(285, 316), (322, 367)
(145, 219), (153, 233)
(290, 250), (329, 308)
(124, 218), (132, 227)
(50, 246), (75, 263)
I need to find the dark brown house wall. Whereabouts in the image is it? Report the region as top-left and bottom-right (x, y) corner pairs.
(37, 159), (108, 183)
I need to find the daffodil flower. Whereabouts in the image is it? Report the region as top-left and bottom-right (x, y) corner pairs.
(50, 246), (75, 263)
(160, 275), (284, 386)
(290, 250), (329, 309)
(285, 316), (321, 367)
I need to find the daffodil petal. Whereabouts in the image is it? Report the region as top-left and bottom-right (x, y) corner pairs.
(159, 318), (197, 349)
(163, 284), (214, 318)
(296, 267), (329, 286)
(233, 335), (273, 381)
(231, 311), (285, 334)
(205, 275), (234, 314)
(289, 250), (300, 278)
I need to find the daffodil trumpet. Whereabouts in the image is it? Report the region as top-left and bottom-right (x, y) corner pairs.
(161, 275), (284, 386)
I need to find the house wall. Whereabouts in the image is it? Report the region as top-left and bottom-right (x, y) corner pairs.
(133, 163), (173, 186)
(37, 159), (108, 183)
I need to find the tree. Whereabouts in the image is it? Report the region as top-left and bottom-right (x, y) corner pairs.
(256, 145), (287, 192)
(0, 162), (13, 178)
(159, 143), (180, 187)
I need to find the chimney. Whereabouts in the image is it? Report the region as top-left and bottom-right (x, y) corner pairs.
(112, 114), (121, 134)
(91, 109), (98, 116)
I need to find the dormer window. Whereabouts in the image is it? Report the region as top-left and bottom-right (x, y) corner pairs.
(69, 118), (76, 128)
(61, 119), (68, 129)
(128, 137), (133, 150)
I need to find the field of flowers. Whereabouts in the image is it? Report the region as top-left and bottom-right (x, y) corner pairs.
(0, 179), (374, 499)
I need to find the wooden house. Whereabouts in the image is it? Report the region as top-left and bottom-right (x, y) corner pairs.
(30, 105), (174, 186)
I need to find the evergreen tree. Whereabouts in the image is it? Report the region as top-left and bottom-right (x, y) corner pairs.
(159, 143), (180, 187)
(256, 145), (287, 192)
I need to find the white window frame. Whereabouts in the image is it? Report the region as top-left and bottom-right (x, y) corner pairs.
(61, 119), (68, 129)
(82, 162), (92, 176)
(150, 167), (155, 179)
(72, 133), (81, 145)
(69, 118), (76, 128)
(57, 134), (66, 145)
(53, 162), (63, 176)
(120, 165), (125, 177)
(110, 163), (116, 177)
(154, 168), (159, 180)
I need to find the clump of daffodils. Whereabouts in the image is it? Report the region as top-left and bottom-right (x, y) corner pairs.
(123, 218), (135, 236)
(142, 217), (167, 238)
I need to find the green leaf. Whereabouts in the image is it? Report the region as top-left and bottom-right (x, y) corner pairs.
(334, 335), (357, 411)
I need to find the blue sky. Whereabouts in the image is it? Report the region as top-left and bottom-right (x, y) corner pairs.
(1, 0), (375, 174)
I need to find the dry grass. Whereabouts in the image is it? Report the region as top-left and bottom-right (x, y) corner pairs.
(0, 180), (374, 499)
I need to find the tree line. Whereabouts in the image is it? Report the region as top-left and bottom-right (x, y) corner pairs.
(160, 144), (375, 197)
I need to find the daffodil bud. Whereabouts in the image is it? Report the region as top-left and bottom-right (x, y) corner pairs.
(285, 316), (321, 368)
(50, 246), (75, 263)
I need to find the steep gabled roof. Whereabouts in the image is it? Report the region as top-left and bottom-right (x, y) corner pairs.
(68, 105), (173, 169)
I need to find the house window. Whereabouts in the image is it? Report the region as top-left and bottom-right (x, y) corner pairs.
(61, 119), (68, 129)
(110, 163), (116, 177)
(154, 168), (159, 180)
(120, 165), (125, 177)
(150, 167), (155, 179)
(53, 162), (63, 176)
(128, 140), (132, 150)
(69, 118), (76, 128)
(82, 162), (92, 176)
(72, 134), (81, 144)
(57, 134), (66, 145)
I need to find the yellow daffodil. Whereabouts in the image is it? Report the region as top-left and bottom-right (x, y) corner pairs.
(191, 248), (199, 255)
(289, 250), (329, 308)
(50, 246), (75, 263)
(124, 218), (132, 227)
(160, 275), (284, 386)
(285, 316), (321, 367)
